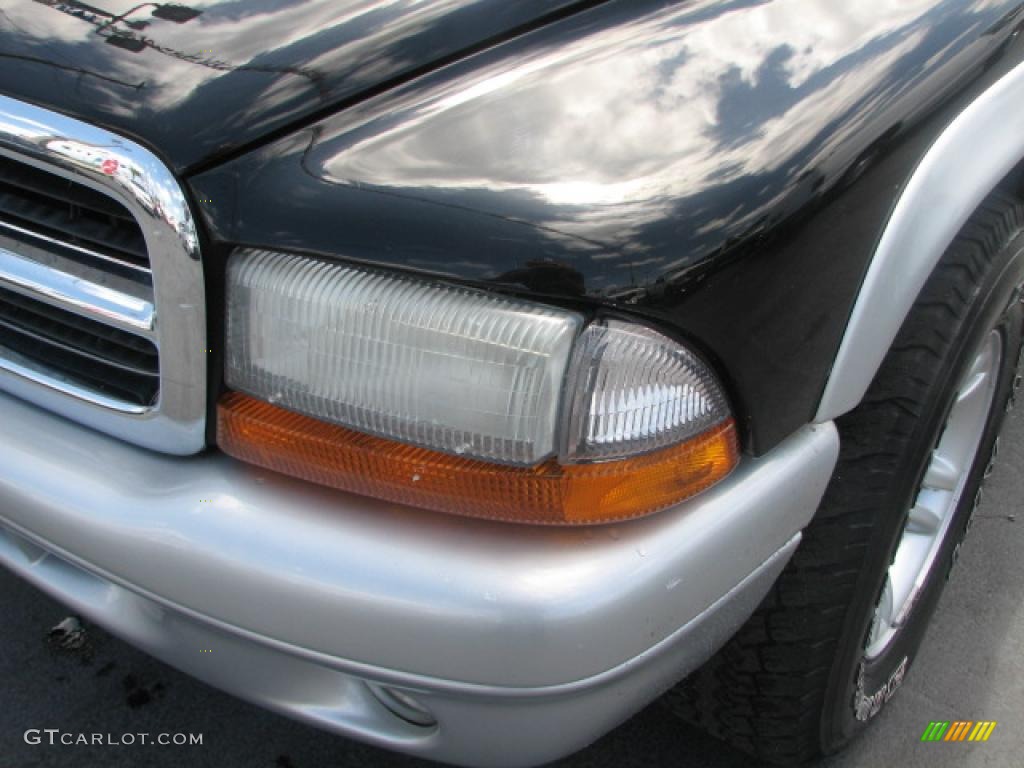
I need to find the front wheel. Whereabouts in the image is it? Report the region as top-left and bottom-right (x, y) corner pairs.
(665, 189), (1024, 763)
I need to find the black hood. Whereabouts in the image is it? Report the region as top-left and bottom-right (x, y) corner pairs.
(0, 0), (593, 172)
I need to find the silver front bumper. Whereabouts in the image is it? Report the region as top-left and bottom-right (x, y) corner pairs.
(0, 391), (838, 766)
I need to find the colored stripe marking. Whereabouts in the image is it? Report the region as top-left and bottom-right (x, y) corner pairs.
(922, 721), (950, 741)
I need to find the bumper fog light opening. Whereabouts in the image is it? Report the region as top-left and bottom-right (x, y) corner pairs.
(367, 683), (437, 728)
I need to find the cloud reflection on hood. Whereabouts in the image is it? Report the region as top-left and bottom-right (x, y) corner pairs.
(311, 0), (1021, 282)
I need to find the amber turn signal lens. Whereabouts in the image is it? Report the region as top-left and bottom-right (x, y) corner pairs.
(218, 392), (740, 525)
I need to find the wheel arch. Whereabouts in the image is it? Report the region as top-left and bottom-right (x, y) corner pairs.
(815, 59), (1024, 423)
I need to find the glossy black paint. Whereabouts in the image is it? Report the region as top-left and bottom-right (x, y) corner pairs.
(6, 0), (1024, 454)
(188, 0), (1024, 454)
(0, 0), (596, 171)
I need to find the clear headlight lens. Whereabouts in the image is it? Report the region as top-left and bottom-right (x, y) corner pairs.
(221, 249), (738, 523)
(562, 320), (731, 462)
(226, 249), (580, 466)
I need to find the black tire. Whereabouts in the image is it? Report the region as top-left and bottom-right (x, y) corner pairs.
(664, 188), (1024, 764)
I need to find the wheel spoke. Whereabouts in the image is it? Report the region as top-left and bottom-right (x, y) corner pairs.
(922, 450), (959, 491)
(868, 576), (895, 653)
(907, 497), (945, 534)
(889, 532), (931, 623)
(956, 343), (995, 404)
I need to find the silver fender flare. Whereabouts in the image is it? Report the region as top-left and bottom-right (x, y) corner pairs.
(815, 59), (1024, 423)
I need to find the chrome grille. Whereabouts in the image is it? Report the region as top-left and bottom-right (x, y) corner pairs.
(0, 96), (206, 454)
(0, 284), (159, 406)
(0, 155), (149, 274)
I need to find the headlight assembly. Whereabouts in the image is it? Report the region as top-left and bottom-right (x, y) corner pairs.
(219, 248), (738, 524)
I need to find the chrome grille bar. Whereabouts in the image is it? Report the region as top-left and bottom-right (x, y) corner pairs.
(0, 246), (154, 335)
(0, 96), (206, 455)
(0, 218), (152, 276)
(0, 152), (150, 273)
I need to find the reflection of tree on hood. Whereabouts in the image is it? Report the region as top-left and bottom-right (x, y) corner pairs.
(31, 0), (325, 89)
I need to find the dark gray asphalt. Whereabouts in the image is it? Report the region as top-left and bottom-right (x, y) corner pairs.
(3, 406), (1023, 768)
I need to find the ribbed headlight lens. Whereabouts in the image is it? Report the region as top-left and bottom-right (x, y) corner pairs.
(226, 249), (580, 466)
(221, 249), (739, 524)
(562, 319), (731, 462)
